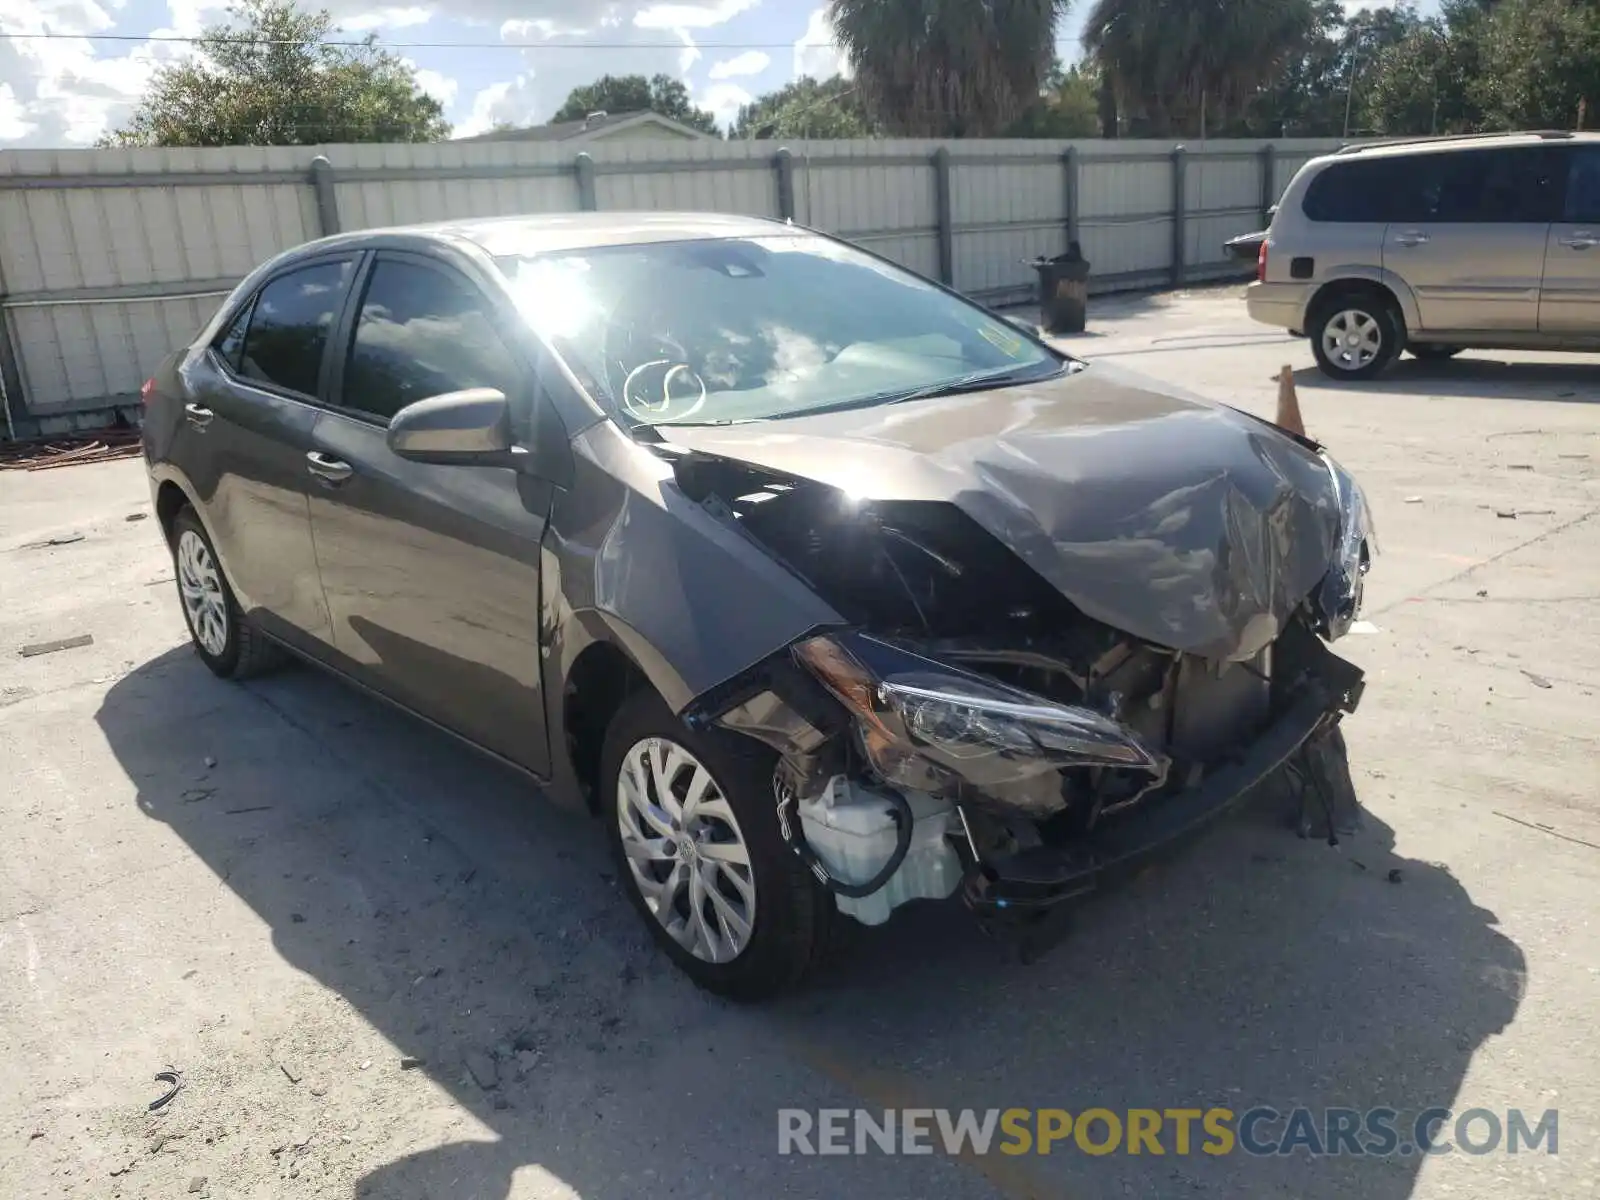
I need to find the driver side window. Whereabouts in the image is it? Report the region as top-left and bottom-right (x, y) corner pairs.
(340, 258), (520, 423)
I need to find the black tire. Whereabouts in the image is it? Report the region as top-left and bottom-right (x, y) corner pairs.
(169, 506), (284, 680)
(1309, 290), (1404, 381)
(1408, 344), (1464, 362)
(600, 689), (833, 1001)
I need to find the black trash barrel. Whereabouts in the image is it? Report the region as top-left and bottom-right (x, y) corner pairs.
(1033, 244), (1092, 334)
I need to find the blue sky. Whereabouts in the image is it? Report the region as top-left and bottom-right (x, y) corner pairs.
(1, 1), (1414, 149)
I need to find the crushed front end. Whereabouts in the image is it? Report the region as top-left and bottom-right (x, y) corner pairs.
(670, 433), (1375, 950)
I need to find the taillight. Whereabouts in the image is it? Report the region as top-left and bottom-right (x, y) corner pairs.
(1257, 241), (1269, 283)
(140, 378), (155, 405)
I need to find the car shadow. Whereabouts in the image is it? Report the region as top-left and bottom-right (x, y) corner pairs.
(97, 647), (1526, 1200)
(1294, 356), (1600, 402)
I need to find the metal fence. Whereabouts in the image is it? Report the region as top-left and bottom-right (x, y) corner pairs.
(0, 135), (1342, 437)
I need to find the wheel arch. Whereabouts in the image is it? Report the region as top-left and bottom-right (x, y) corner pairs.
(1307, 270), (1418, 335)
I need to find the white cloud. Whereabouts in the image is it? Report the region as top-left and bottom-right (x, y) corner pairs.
(407, 64), (459, 106)
(709, 50), (769, 80)
(452, 75), (534, 138)
(697, 81), (752, 130)
(0, 84), (38, 141)
(339, 6), (433, 32)
(633, 0), (757, 30)
(677, 28), (701, 73)
(794, 5), (849, 80)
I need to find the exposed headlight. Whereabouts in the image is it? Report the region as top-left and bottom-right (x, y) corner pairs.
(1316, 454), (1376, 640)
(793, 633), (1163, 816)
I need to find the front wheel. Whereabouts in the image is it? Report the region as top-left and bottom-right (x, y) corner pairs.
(600, 689), (833, 1001)
(1310, 293), (1403, 381)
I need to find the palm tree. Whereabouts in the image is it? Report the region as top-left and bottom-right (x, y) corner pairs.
(1084, 0), (1317, 136)
(829, 0), (1071, 137)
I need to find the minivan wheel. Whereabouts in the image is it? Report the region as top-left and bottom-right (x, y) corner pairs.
(600, 689), (832, 1001)
(169, 507), (283, 680)
(1310, 293), (1403, 381)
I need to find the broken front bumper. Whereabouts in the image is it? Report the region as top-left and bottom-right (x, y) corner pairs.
(962, 636), (1365, 919)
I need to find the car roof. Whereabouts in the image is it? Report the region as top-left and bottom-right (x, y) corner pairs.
(305, 211), (800, 261)
(1334, 130), (1600, 160)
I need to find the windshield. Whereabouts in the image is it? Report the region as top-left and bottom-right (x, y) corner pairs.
(496, 233), (1063, 427)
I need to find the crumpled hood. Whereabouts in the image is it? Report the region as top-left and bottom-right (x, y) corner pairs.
(662, 363), (1343, 662)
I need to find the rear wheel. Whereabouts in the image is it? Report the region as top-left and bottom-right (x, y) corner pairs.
(169, 507), (283, 680)
(600, 689), (832, 1001)
(1310, 291), (1403, 381)
(1408, 344), (1464, 362)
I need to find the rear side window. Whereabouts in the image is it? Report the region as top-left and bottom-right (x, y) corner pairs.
(340, 258), (520, 422)
(1416, 149), (1560, 223)
(1565, 147), (1600, 223)
(212, 297), (253, 372)
(1303, 159), (1404, 222)
(237, 260), (354, 397)
(1305, 149), (1560, 224)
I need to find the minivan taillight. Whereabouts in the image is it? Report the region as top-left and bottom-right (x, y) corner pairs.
(1257, 241), (1268, 283)
(140, 378), (155, 405)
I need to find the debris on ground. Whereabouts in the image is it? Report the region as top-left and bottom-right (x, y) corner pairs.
(181, 788), (215, 804)
(399, 1056), (425, 1071)
(188, 1175), (207, 1193)
(279, 1064), (302, 1085)
(1387, 869), (1404, 884)
(18, 633), (94, 658)
(148, 1069), (184, 1112)
(1495, 510), (1517, 519)
(126, 512), (148, 522)
(1521, 670), (1553, 690)
(20, 533), (85, 549)
(1507, 464), (1534, 471)
(0, 429), (142, 471)
(1477, 589), (1489, 598)
(1403, 496), (1423, 504)
(203, 756), (217, 769)
(464, 1051), (499, 1091)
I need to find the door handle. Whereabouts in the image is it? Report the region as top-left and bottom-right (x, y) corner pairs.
(183, 403), (213, 429)
(1392, 230), (1430, 248)
(305, 451), (354, 485)
(1559, 232), (1598, 250)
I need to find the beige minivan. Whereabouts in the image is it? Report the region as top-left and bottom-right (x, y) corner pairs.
(1248, 131), (1600, 379)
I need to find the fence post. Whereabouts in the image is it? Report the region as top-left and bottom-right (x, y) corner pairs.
(1063, 145), (1080, 250)
(1171, 144), (1188, 287)
(309, 156), (340, 236)
(574, 153), (598, 211)
(933, 146), (955, 286)
(1260, 143), (1278, 226)
(774, 147), (796, 222)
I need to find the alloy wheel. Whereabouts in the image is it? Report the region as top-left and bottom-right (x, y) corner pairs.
(1321, 309), (1383, 372)
(616, 736), (757, 964)
(176, 529), (229, 657)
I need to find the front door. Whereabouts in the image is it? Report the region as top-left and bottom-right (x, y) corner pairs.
(1383, 146), (1559, 334)
(305, 252), (552, 774)
(1540, 145), (1600, 335)
(180, 256), (356, 650)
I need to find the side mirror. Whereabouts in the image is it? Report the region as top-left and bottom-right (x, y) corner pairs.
(387, 388), (521, 467)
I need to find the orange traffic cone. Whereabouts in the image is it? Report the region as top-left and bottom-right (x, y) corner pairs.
(1275, 364), (1306, 438)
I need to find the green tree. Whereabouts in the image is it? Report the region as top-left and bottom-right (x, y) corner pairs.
(733, 76), (874, 138)
(105, 0), (448, 146)
(829, 0), (1071, 137)
(1007, 61), (1102, 137)
(1083, 0), (1319, 136)
(1468, 0), (1600, 130)
(551, 73), (721, 134)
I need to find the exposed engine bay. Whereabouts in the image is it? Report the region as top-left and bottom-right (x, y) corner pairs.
(669, 445), (1370, 943)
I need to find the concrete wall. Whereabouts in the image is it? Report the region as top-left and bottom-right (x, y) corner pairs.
(0, 136), (1340, 436)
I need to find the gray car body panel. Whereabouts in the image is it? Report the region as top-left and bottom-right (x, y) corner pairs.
(661, 362), (1342, 664)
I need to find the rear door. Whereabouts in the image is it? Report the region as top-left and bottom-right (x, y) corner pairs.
(305, 251), (554, 773)
(1540, 144), (1600, 334)
(1382, 147), (1560, 333)
(178, 255), (356, 650)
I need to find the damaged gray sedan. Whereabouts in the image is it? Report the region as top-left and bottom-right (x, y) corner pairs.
(143, 213), (1373, 1000)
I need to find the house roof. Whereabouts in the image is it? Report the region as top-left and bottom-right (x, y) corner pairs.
(453, 110), (715, 144)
